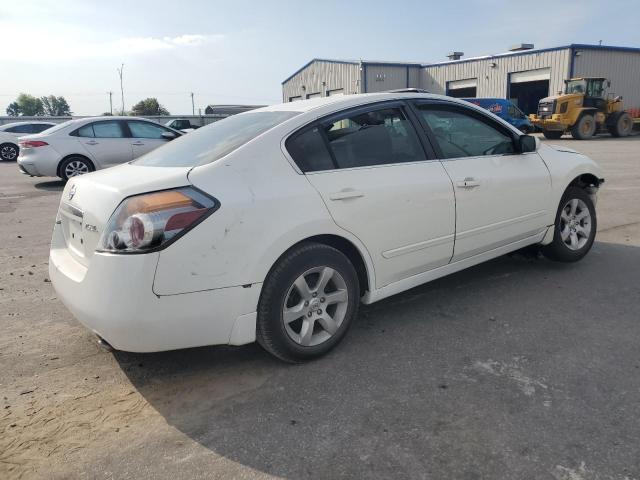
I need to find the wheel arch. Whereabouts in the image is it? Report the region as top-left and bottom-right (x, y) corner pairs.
(263, 233), (373, 298)
(57, 154), (95, 177)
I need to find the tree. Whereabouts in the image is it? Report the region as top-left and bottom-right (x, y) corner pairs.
(40, 96), (72, 116)
(131, 98), (170, 116)
(5, 93), (44, 116)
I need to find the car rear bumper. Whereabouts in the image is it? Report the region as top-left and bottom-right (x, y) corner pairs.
(18, 147), (61, 177)
(49, 222), (261, 352)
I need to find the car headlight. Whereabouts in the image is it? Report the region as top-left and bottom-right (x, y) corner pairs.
(97, 187), (219, 254)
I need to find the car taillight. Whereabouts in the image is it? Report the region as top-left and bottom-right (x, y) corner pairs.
(97, 187), (219, 254)
(20, 140), (49, 148)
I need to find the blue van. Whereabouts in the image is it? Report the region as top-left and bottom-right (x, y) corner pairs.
(461, 98), (534, 133)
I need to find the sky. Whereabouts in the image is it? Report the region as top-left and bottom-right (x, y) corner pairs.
(1, 0), (639, 116)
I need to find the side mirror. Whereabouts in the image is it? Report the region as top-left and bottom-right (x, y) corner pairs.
(161, 132), (177, 141)
(519, 134), (537, 153)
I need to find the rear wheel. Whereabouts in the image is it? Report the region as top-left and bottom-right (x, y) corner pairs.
(59, 156), (94, 180)
(571, 114), (596, 140)
(0, 143), (19, 161)
(256, 242), (360, 363)
(608, 111), (633, 137)
(542, 186), (596, 262)
(542, 130), (563, 139)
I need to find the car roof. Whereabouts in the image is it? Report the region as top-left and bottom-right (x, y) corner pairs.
(0, 120), (56, 128)
(256, 92), (477, 114)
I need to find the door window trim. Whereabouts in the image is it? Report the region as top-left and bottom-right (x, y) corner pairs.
(284, 100), (438, 174)
(407, 99), (521, 161)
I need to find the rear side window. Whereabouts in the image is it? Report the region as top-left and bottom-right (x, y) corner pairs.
(76, 124), (95, 138)
(134, 111), (299, 167)
(93, 121), (125, 138)
(6, 124), (33, 133)
(31, 124), (54, 133)
(324, 107), (424, 169)
(285, 126), (334, 172)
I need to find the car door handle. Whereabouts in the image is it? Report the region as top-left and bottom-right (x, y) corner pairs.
(132, 141), (145, 146)
(329, 189), (365, 201)
(456, 177), (480, 189)
(85, 140), (99, 146)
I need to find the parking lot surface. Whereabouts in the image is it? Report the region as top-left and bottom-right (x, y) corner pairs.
(1, 135), (639, 480)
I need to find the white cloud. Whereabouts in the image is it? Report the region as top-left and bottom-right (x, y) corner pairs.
(0, 28), (224, 62)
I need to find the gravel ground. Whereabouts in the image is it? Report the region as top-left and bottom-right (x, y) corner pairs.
(1, 134), (639, 480)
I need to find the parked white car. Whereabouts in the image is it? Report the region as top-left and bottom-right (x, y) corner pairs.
(49, 93), (604, 362)
(0, 121), (55, 161)
(17, 117), (181, 180)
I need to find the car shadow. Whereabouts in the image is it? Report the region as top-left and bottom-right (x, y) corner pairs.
(33, 179), (65, 191)
(113, 241), (640, 479)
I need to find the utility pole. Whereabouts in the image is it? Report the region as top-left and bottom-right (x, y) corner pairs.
(117, 63), (125, 114)
(107, 91), (113, 115)
(190, 92), (195, 115)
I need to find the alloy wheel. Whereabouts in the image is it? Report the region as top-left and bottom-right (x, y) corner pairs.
(560, 198), (592, 250)
(282, 266), (349, 347)
(1, 145), (17, 160)
(64, 160), (90, 178)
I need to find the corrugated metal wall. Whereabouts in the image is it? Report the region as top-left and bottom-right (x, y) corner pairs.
(363, 65), (422, 92)
(574, 49), (640, 111)
(421, 49), (572, 98)
(282, 61), (362, 102)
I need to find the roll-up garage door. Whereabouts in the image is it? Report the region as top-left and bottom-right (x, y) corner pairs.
(446, 78), (477, 98)
(509, 68), (551, 115)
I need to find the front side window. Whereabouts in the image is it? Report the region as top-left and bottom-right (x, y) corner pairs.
(416, 106), (515, 159)
(323, 107), (424, 169)
(128, 121), (170, 139)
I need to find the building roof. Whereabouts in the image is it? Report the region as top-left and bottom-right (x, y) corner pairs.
(282, 44), (640, 83)
(281, 58), (424, 85)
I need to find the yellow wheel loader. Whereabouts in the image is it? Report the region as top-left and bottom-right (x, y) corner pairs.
(530, 77), (634, 140)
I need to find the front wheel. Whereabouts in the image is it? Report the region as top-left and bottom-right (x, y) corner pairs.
(0, 143), (19, 161)
(256, 243), (360, 363)
(542, 186), (597, 262)
(571, 114), (596, 140)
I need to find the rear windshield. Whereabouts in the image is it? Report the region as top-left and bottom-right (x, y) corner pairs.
(42, 120), (76, 134)
(134, 111), (299, 168)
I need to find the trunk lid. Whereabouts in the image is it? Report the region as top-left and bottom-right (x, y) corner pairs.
(58, 163), (191, 266)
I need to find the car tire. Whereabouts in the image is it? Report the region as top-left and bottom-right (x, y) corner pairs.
(542, 130), (563, 140)
(542, 186), (597, 262)
(59, 156), (94, 181)
(608, 111), (633, 137)
(0, 143), (19, 161)
(256, 242), (360, 363)
(571, 114), (596, 140)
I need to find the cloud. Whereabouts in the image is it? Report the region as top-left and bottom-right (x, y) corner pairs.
(0, 29), (225, 62)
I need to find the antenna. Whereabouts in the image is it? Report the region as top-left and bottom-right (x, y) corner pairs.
(117, 64), (125, 114)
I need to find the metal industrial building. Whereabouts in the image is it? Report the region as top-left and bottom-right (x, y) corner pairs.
(282, 44), (640, 115)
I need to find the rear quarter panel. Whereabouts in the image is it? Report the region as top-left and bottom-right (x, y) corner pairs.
(152, 134), (376, 296)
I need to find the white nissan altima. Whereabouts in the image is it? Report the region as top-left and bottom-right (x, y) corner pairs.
(49, 93), (604, 362)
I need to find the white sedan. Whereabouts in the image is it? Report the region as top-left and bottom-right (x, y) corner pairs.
(0, 121), (55, 161)
(17, 117), (181, 180)
(49, 93), (604, 362)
